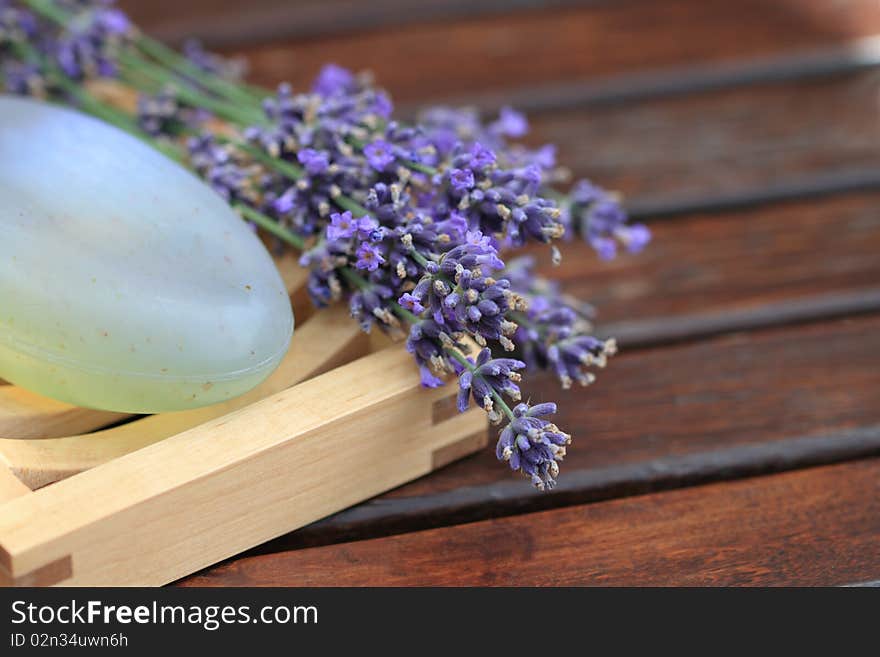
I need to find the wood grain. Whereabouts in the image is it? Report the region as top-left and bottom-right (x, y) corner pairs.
(221, 0), (880, 104)
(119, 0), (589, 47)
(529, 71), (880, 206)
(539, 192), (880, 329)
(0, 467), (29, 503)
(179, 458), (880, 586)
(0, 392), (126, 442)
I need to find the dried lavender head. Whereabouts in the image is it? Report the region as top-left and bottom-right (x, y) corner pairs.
(567, 180), (651, 259)
(54, 2), (131, 79)
(496, 402), (570, 490)
(456, 348), (525, 417)
(137, 89), (209, 137)
(183, 38), (247, 81)
(504, 255), (614, 389)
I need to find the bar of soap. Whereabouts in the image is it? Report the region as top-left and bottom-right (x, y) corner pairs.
(0, 96), (294, 413)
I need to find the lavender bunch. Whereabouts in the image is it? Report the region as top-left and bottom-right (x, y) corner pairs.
(1, 0), (650, 490)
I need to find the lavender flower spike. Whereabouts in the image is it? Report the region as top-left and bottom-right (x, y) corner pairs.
(496, 402), (571, 490)
(457, 348), (525, 416)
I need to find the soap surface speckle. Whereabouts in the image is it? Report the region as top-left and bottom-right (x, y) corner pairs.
(0, 96), (294, 412)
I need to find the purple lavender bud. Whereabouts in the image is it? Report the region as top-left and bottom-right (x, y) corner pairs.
(356, 215), (380, 240)
(364, 139), (395, 171)
(533, 144), (556, 169)
(312, 63), (355, 96)
(326, 211), (359, 241)
(371, 91), (393, 119)
(491, 106), (528, 138)
(468, 142), (496, 170)
(398, 293), (425, 315)
(496, 402), (569, 490)
(273, 189), (297, 215)
(2, 61), (43, 96)
(591, 236), (618, 261)
(457, 348), (525, 413)
(418, 365), (445, 388)
(355, 242), (386, 271)
(95, 9), (130, 36)
(449, 168), (475, 192)
(297, 148), (330, 175)
(618, 223), (652, 254)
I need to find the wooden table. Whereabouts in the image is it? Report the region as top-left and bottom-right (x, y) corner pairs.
(122, 0), (880, 586)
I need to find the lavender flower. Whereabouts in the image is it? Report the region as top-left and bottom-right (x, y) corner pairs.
(355, 241), (385, 271)
(456, 348), (525, 417)
(496, 403), (570, 490)
(0, 0), (36, 47)
(448, 167), (475, 192)
(568, 180), (651, 259)
(2, 60), (43, 95)
(183, 38), (246, 81)
(297, 148), (330, 175)
(187, 134), (257, 203)
(364, 139), (395, 171)
(137, 89), (209, 137)
(490, 106), (528, 139)
(54, 3), (130, 79)
(311, 62), (355, 96)
(504, 255), (616, 389)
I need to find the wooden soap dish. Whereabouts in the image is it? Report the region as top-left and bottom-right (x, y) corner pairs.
(0, 257), (488, 586)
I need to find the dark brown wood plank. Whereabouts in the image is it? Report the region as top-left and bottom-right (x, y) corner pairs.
(179, 458), (880, 586)
(530, 71), (880, 206)
(216, 0), (880, 104)
(545, 192), (880, 328)
(119, 0), (591, 48)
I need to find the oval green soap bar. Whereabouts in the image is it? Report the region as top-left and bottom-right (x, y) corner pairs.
(0, 95), (294, 413)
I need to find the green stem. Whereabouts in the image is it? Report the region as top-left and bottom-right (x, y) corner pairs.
(408, 160), (438, 175)
(117, 50), (265, 126)
(134, 34), (266, 106)
(220, 136), (305, 180)
(407, 249), (434, 269)
(235, 203), (306, 251)
(23, 0), (66, 24)
(332, 194), (372, 218)
(24, 0), (265, 108)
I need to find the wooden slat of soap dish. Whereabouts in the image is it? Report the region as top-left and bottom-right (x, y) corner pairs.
(0, 256), (310, 440)
(0, 344), (487, 586)
(0, 467), (29, 502)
